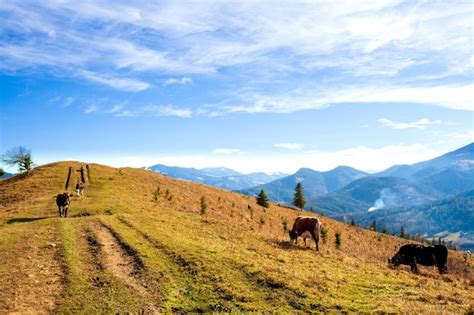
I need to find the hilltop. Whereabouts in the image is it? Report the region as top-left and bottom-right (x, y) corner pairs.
(0, 162), (473, 313)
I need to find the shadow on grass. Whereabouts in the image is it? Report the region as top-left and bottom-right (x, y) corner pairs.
(7, 217), (49, 224)
(272, 240), (316, 251)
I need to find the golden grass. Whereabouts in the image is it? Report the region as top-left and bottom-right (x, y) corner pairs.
(0, 161), (473, 313)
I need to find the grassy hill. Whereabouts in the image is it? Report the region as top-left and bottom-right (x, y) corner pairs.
(0, 162), (473, 313)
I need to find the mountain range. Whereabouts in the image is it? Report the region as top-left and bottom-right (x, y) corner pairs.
(147, 164), (287, 190)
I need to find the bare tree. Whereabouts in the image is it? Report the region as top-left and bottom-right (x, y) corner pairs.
(1, 146), (34, 173)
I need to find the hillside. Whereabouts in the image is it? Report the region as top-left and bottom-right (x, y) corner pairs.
(376, 143), (474, 180)
(0, 162), (473, 313)
(345, 190), (474, 250)
(310, 176), (443, 216)
(239, 166), (367, 202)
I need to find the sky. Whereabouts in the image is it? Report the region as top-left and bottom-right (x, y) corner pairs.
(0, 0), (473, 174)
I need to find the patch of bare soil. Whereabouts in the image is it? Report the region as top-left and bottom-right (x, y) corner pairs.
(0, 225), (64, 313)
(91, 222), (159, 313)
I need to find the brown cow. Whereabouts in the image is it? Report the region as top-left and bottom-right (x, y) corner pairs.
(75, 182), (85, 197)
(289, 216), (321, 251)
(56, 192), (72, 217)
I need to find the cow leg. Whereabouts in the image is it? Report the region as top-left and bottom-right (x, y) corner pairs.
(410, 262), (418, 273)
(304, 238), (307, 247)
(64, 206), (68, 218)
(58, 206), (62, 218)
(311, 231), (319, 251)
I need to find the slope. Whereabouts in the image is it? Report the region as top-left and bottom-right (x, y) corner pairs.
(0, 162), (472, 313)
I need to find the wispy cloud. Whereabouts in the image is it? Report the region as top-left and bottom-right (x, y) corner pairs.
(78, 70), (150, 92)
(213, 148), (241, 155)
(0, 1), (473, 113)
(84, 104), (97, 114)
(444, 131), (474, 141)
(211, 83), (473, 115)
(274, 143), (304, 150)
(378, 118), (442, 129)
(112, 104), (192, 118)
(164, 76), (193, 86)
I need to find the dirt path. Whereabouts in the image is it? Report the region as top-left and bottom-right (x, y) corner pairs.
(91, 222), (159, 313)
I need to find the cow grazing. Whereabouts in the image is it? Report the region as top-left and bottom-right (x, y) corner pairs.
(75, 182), (85, 197)
(56, 192), (71, 218)
(389, 244), (448, 273)
(289, 216), (321, 251)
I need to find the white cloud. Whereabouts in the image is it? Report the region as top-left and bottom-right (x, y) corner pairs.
(378, 118), (442, 129)
(78, 70), (150, 92)
(213, 148), (241, 154)
(444, 131), (474, 141)
(164, 76), (193, 86)
(144, 105), (192, 118)
(215, 83), (473, 114)
(84, 104), (97, 113)
(274, 143), (304, 150)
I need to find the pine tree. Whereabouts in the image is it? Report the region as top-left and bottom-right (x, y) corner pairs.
(292, 182), (306, 210)
(370, 220), (377, 231)
(256, 190), (270, 208)
(400, 226), (405, 238)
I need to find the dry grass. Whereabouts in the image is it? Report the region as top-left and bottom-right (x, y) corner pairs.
(0, 161), (473, 313)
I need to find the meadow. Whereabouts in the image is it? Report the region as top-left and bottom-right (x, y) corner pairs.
(0, 162), (472, 313)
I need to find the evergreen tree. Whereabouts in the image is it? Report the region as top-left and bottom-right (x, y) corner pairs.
(0, 168), (4, 177)
(350, 218), (356, 226)
(256, 189), (270, 208)
(370, 220), (377, 231)
(1, 146), (34, 173)
(292, 182), (306, 210)
(400, 226), (405, 238)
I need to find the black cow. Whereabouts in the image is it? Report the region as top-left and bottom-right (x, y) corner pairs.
(389, 244), (448, 273)
(56, 192), (72, 218)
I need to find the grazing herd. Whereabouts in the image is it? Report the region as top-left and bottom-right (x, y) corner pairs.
(53, 166), (450, 274)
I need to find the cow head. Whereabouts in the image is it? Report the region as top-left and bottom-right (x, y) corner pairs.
(390, 252), (403, 266)
(289, 230), (297, 243)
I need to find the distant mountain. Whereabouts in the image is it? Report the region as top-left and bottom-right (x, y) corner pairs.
(200, 167), (242, 177)
(376, 143), (474, 180)
(344, 190), (474, 250)
(147, 164), (287, 190)
(0, 172), (13, 179)
(311, 176), (444, 216)
(238, 166), (368, 203)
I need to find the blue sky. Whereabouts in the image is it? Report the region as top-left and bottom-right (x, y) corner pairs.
(0, 1), (473, 173)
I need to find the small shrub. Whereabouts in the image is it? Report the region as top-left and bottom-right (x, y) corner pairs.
(200, 196), (207, 215)
(165, 189), (170, 198)
(260, 216), (265, 225)
(152, 186), (161, 202)
(321, 227), (328, 244)
(282, 218), (288, 232)
(231, 202), (235, 208)
(168, 195), (173, 201)
(335, 231), (342, 249)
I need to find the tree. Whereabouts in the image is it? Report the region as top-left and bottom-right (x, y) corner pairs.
(400, 226), (406, 239)
(256, 190), (270, 208)
(200, 196), (207, 215)
(1, 146), (33, 173)
(370, 220), (377, 232)
(0, 168), (4, 177)
(350, 218), (356, 226)
(292, 182), (306, 210)
(335, 231), (342, 249)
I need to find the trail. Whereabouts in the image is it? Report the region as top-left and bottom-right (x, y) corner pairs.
(91, 222), (159, 313)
